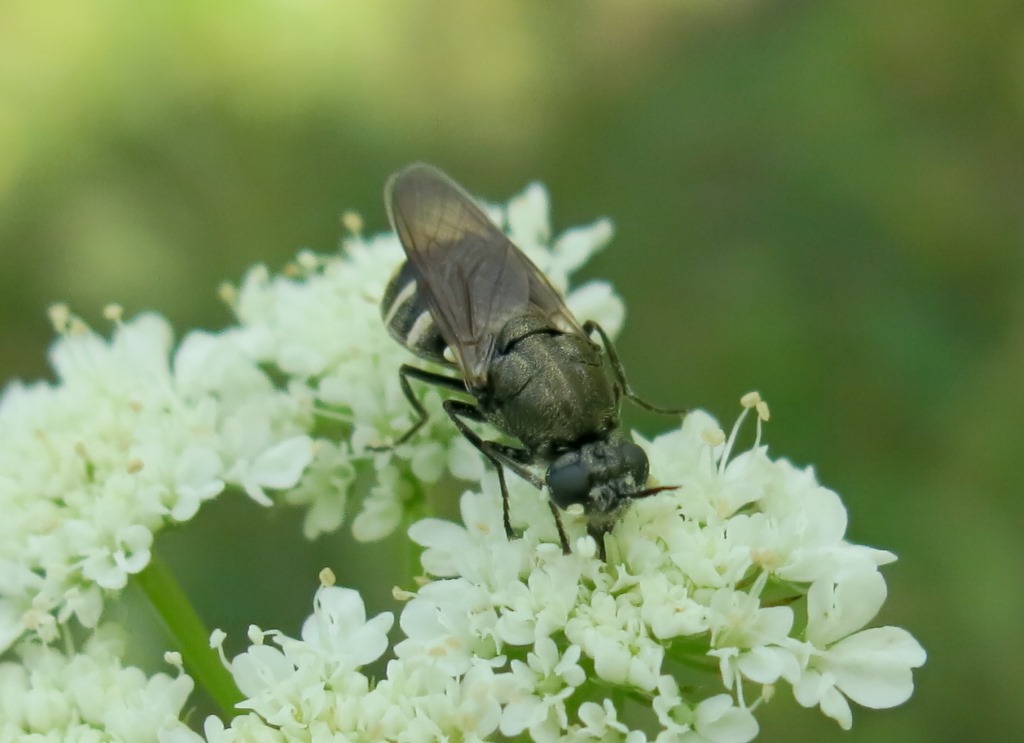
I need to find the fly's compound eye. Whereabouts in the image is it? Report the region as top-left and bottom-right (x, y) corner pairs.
(547, 461), (592, 509)
(621, 441), (649, 482)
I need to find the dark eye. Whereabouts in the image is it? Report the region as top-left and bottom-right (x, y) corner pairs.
(621, 442), (649, 482)
(547, 461), (591, 509)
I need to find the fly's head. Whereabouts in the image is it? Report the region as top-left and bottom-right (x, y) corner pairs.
(546, 433), (655, 515)
(546, 433), (678, 547)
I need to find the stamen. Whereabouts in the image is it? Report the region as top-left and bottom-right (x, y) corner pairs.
(48, 303), (70, 333)
(721, 392), (768, 472)
(740, 391), (762, 409)
(734, 656), (748, 709)
(313, 405), (355, 424)
(319, 567), (336, 587)
(102, 303), (124, 323)
(209, 628), (228, 663)
(719, 405), (750, 476)
(217, 282), (237, 305)
(754, 400), (770, 448)
(392, 586), (415, 601)
(702, 426), (725, 473)
(341, 210), (363, 236)
(68, 317), (89, 336)
(701, 428), (726, 447)
(749, 569), (769, 599)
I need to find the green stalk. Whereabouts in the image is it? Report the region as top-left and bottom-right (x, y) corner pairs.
(135, 555), (243, 717)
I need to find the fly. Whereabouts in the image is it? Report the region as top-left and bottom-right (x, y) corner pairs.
(379, 163), (682, 558)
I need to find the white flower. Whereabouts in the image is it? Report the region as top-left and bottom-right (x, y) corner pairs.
(222, 586), (392, 734)
(690, 694), (761, 743)
(298, 585), (394, 669)
(577, 698), (646, 742)
(0, 624), (195, 742)
(203, 582), (519, 742)
(566, 589), (665, 691)
(225, 433), (314, 507)
(390, 396), (925, 739)
(395, 577), (504, 677)
(792, 566), (927, 729)
(706, 584), (800, 697)
(0, 312), (313, 650)
(501, 638), (585, 736)
(76, 522), (154, 591)
(281, 440), (355, 539)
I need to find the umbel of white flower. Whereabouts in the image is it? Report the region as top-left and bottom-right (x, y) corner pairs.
(0, 178), (924, 741)
(175, 397), (927, 742)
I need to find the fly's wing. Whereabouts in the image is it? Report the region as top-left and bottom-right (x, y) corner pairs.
(386, 163), (584, 388)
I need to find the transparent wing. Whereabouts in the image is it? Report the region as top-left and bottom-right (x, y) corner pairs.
(386, 163), (583, 387)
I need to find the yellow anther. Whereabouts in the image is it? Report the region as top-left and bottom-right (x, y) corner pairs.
(740, 391), (762, 409)
(319, 567), (337, 587)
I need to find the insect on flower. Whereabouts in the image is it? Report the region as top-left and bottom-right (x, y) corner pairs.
(379, 163), (682, 557)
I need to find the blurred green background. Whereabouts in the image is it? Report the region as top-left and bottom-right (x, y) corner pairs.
(2, 0), (1022, 740)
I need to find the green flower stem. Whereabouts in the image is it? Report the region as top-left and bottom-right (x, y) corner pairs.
(135, 555), (243, 717)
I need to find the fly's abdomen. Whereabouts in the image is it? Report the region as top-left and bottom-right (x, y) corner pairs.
(381, 261), (450, 366)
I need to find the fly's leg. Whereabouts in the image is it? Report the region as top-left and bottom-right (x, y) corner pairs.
(443, 400), (571, 554)
(479, 434), (571, 555)
(373, 366), (572, 554)
(369, 364), (466, 450)
(442, 400), (517, 542)
(583, 320), (688, 416)
(548, 501), (571, 555)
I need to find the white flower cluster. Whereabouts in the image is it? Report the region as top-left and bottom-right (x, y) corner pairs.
(0, 179), (611, 651)
(0, 308), (313, 653)
(0, 625), (194, 741)
(0, 179), (626, 738)
(174, 402), (924, 742)
(0, 174), (925, 740)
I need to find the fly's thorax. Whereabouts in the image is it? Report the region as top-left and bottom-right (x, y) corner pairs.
(381, 261), (450, 366)
(546, 433), (650, 517)
(480, 314), (619, 450)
